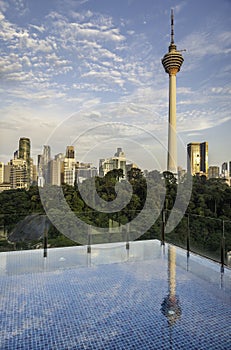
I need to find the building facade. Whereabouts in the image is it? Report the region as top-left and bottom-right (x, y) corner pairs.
(10, 158), (29, 189)
(187, 142), (208, 176)
(208, 166), (220, 179)
(66, 146), (75, 159)
(77, 163), (98, 183)
(0, 162), (4, 184)
(99, 148), (126, 178)
(18, 137), (31, 186)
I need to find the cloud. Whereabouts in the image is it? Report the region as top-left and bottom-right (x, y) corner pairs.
(210, 86), (231, 94)
(0, 0), (230, 169)
(29, 24), (45, 33)
(179, 28), (231, 74)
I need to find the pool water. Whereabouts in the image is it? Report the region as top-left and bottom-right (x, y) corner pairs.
(0, 240), (230, 349)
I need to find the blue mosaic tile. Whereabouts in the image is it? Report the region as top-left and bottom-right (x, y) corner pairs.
(0, 242), (230, 349)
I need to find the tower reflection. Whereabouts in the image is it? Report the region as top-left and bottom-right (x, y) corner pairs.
(161, 245), (181, 347)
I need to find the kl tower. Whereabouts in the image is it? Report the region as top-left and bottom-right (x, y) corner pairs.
(162, 9), (184, 174)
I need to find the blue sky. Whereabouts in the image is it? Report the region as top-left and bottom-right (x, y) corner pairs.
(0, 0), (230, 171)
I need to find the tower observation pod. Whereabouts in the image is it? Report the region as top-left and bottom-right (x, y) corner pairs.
(162, 9), (184, 174)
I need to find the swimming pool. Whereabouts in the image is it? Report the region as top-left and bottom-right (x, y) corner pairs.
(0, 240), (230, 349)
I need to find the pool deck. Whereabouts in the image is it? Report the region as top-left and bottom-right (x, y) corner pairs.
(0, 240), (231, 350)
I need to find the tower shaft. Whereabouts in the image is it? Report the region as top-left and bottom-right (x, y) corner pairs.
(162, 10), (184, 174)
(168, 72), (177, 173)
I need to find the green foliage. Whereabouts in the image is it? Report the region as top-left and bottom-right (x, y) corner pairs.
(0, 172), (231, 259)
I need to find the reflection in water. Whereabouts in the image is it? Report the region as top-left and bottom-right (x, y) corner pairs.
(161, 245), (181, 347)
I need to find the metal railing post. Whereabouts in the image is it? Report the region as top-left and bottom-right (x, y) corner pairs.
(220, 220), (225, 273)
(187, 214), (190, 258)
(43, 221), (48, 258)
(161, 209), (165, 246)
(87, 228), (91, 254)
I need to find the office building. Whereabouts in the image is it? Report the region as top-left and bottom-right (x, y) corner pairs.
(221, 161), (230, 186)
(99, 148), (126, 178)
(63, 159), (76, 186)
(63, 147), (77, 186)
(66, 146), (75, 159)
(77, 163), (98, 183)
(19, 137), (30, 163)
(187, 142), (208, 176)
(221, 162), (228, 177)
(208, 166), (219, 179)
(3, 164), (11, 183)
(10, 158), (29, 189)
(42, 145), (51, 184)
(49, 159), (62, 186)
(0, 162), (4, 184)
(18, 137), (31, 186)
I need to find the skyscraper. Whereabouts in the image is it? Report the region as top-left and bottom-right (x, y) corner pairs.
(43, 145), (51, 165)
(66, 146), (75, 159)
(0, 162), (4, 184)
(10, 158), (28, 189)
(187, 142), (208, 176)
(200, 142), (208, 174)
(63, 147), (76, 186)
(221, 162), (228, 176)
(43, 145), (51, 184)
(99, 148), (126, 178)
(19, 137), (30, 163)
(162, 10), (184, 174)
(208, 166), (219, 179)
(18, 137), (31, 187)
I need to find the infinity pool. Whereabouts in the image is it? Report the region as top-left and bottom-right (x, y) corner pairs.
(0, 240), (230, 349)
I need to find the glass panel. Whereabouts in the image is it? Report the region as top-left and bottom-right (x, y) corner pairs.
(189, 214), (222, 263)
(224, 220), (231, 266)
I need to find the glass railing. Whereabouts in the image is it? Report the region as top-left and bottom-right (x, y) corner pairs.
(163, 209), (231, 268)
(0, 210), (230, 269)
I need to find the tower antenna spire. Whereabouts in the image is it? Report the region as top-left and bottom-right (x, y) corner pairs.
(171, 9), (174, 44)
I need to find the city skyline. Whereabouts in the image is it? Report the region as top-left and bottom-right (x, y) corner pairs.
(1, 136), (230, 175)
(0, 0), (230, 170)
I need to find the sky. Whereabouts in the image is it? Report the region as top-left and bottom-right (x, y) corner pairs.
(0, 0), (230, 171)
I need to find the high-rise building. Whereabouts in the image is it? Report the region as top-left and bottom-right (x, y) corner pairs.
(99, 148), (126, 178)
(0, 162), (4, 184)
(187, 142), (208, 176)
(37, 154), (43, 177)
(42, 145), (51, 184)
(43, 145), (51, 165)
(32, 164), (38, 184)
(208, 166), (219, 179)
(77, 163), (98, 183)
(10, 158), (28, 189)
(49, 159), (62, 186)
(221, 161), (230, 186)
(18, 137), (31, 186)
(200, 142), (208, 175)
(63, 158), (76, 186)
(162, 10), (184, 174)
(19, 137), (30, 163)
(4, 164), (11, 183)
(221, 162), (228, 177)
(62, 146), (77, 186)
(66, 146), (75, 159)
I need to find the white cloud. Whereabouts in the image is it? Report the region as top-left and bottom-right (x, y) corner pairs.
(210, 86), (231, 94)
